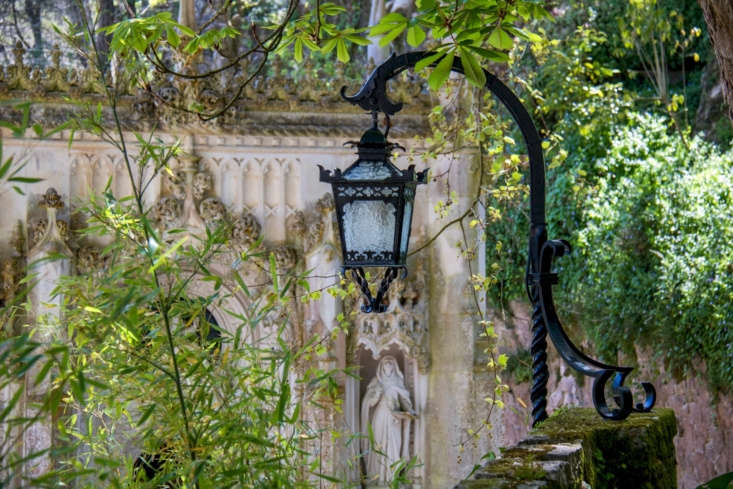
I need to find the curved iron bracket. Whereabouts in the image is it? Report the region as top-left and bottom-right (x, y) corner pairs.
(342, 51), (657, 425)
(527, 238), (656, 421)
(340, 53), (411, 115)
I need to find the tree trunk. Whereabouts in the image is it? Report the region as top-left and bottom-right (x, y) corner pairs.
(24, 0), (43, 64)
(178, 0), (196, 30)
(96, 0), (114, 69)
(698, 0), (733, 119)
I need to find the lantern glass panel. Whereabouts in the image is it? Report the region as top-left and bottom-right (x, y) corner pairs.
(343, 160), (397, 180)
(342, 200), (396, 257)
(399, 199), (412, 260)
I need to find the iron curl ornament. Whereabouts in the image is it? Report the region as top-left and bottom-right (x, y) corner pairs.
(340, 52), (656, 425)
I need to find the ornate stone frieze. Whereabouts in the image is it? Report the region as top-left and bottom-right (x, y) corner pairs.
(273, 245), (297, 271)
(0, 43), (432, 137)
(152, 196), (183, 228)
(151, 157), (228, 235)
(75, 245), (105, 275)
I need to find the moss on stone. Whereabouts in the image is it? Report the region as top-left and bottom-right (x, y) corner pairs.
(454, 408), (677, 489)
(533, 408), (677, 489)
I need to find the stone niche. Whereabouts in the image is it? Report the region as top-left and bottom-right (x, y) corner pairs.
(343, 261), (430, 488)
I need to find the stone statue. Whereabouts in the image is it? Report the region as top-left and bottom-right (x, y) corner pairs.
(361, 355), (416, 484)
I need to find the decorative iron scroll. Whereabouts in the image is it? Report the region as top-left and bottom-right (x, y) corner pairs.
(342, 51), (656, 425)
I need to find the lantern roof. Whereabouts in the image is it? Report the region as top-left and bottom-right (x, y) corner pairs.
(359, 126), (386, 146)
(319, 126), (427, 185)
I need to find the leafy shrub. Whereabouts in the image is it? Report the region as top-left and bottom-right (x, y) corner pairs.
(558, 113), (732, 392)
(489, 10), (730, 392)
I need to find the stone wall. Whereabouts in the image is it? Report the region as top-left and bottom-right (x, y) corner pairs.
(0, 109), (495, 488)
(495, 302), (732, 489)
(455, 408), (678, 489)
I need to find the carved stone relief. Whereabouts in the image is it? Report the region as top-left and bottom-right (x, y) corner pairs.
(0, 100), (442, 486)
(0, 224), (25, 306)
(345, 258), (429, 487)
(354, 259), (429, 371)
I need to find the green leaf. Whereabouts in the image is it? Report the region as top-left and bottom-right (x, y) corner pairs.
(415, 51), (445, 72)
(428, 51), (454, 91)
(467, 45), (509, 63)
(0, 156), (13, 179)
(498, 353), (508, 368)
(417, 0), (437, 9)
(406, 25), (426, 47)
(177, 23), (196, 38)
(336, 39), (350, 63)
(511, 27), (542, 43)
(458, 47), (486, 87)
(371, 12), (408, 38)
(137, 403), (156, 426)
(8, 176), (42, 183)
(269, 253), (279, 295)
(33, 359), (54, 387)
(166, 25), (180, 47)
(345, 34), (371, 46)
(320, 2), (346, 15)
(488, 26), (513, 50)
(0, 383), (23, 422)
(378, 24), (407, 47)
(313, 472), (341, 482)
(294, 38), (303, 62)
(321, 37), (338, 54)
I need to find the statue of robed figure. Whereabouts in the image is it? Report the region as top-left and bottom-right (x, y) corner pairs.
(361, 355), (417, 484)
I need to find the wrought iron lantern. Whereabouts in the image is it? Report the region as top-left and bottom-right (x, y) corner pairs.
(319, 115), (427, 313)
(326, 51), (657, 424)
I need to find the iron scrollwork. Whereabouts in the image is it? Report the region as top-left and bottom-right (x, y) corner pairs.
(343, 51), (656, 425)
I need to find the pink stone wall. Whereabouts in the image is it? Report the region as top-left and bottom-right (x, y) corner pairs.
(496, 302), (733, 489)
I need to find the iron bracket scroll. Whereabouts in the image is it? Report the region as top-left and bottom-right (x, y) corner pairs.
(527, 234), (656, 422)
(343, 51), (656, 425)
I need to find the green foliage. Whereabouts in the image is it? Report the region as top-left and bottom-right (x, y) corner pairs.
(696, 471), (733, 489)
(370, 0), (550, 88)
(32, 153), (345, 487)
(561, 113), (732, 392)
(483, 4), (730, 392)
(486, 22), (633, 307)
(505, 350), (532, 384)
(279, 2), (370, 64)
(55, 228), (335, 487)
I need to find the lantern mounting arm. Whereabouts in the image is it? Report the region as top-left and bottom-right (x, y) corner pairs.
(341, 51), (656, 425)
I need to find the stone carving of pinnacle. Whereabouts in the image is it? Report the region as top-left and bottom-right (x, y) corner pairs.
(31, 188), (72, 257)
(40, 188), (64, 209)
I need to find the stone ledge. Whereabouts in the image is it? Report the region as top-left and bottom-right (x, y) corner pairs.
(454, 408), (677, 489)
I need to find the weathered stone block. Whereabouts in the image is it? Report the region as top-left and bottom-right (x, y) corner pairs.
(454, 408), (677, 489)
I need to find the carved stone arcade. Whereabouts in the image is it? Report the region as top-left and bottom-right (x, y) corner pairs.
(0, 42), (495, 489)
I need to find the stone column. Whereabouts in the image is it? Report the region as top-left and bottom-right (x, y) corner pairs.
(425, 153), (486, 489)
(25, 188), (72, 479)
